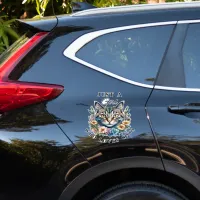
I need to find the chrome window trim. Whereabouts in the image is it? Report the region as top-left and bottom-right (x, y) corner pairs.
(178, 19), (200, 24)
(155, 85), (200, 92)
(63, 20), (200, 92)
(63, 21), (176, 89)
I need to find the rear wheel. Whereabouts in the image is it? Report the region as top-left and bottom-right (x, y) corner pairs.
(94, 181), (189, 200)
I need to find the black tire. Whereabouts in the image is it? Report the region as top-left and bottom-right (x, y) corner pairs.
(94, 181), (189, 200)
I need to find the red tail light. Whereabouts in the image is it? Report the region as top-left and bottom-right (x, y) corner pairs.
(0, 32), (64, 113)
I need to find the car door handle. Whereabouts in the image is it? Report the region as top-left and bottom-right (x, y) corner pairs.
(168, 105), (200, 113)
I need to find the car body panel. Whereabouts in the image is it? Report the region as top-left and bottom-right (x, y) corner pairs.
(10, 4), (200, 176)
(2, 3), (200, 200)
(0, 104), (90, 200)
(17, 16), (58, 32)
(13, 12), (175, 167)
(147, 89), (200, 173)
(147, 22), (200, 175)
(14, 27), (160, 166)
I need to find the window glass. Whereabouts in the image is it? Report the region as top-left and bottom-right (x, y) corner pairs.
(76, 25), (174, 85)
(183, 23), (200, 88)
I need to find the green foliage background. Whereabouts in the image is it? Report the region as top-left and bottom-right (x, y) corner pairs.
(0, 0), (185, 54)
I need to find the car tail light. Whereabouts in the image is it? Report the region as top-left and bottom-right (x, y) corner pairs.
(0, 32), (64, 113)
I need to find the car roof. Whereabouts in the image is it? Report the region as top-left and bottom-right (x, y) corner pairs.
(71, 1), (200, 16)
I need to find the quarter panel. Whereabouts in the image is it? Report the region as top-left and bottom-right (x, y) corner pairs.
(45, 61), (159, 164)
(15, 29), (161, 166)
(0, 104), (89, 200)
(3, 8), (200, 200)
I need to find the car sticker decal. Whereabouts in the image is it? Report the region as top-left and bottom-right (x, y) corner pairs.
(86, 92), (134, 143)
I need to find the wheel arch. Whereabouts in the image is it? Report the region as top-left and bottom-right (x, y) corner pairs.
(58, 157), (200, 200)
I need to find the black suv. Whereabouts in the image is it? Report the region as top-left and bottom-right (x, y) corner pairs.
(1, 2), (200, 200)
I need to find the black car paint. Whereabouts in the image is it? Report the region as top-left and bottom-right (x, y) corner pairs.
(12, 20), (160, 168)
(0, 6), (200, 200)
(0, 103), (90, 200)
(18, 16), (58, 32)
(147, 23), (200, 174)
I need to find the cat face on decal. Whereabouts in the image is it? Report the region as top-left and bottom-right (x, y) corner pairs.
(94, 101), (125, 128)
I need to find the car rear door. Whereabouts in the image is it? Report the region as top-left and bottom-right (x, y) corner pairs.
(147, 20), (200, 174)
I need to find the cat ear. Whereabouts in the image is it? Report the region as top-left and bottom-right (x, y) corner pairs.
(115, 101), (125, 110)
(94, 101), (104, 110)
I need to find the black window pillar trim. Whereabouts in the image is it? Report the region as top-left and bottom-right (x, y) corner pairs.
(155, 23), (188, 88)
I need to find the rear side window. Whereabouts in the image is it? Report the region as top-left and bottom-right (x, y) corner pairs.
(183, 23), (200, 88)
(76, 25), (174, 85)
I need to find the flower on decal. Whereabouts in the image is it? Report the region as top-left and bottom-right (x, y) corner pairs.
(99, 126), (108, 134)
(89, 115), (95, 121)
(90, 120), (98, 125)
(91, 128), (97, 134)
(117, 124), (126, 131)
(122, 120), (131, 126)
